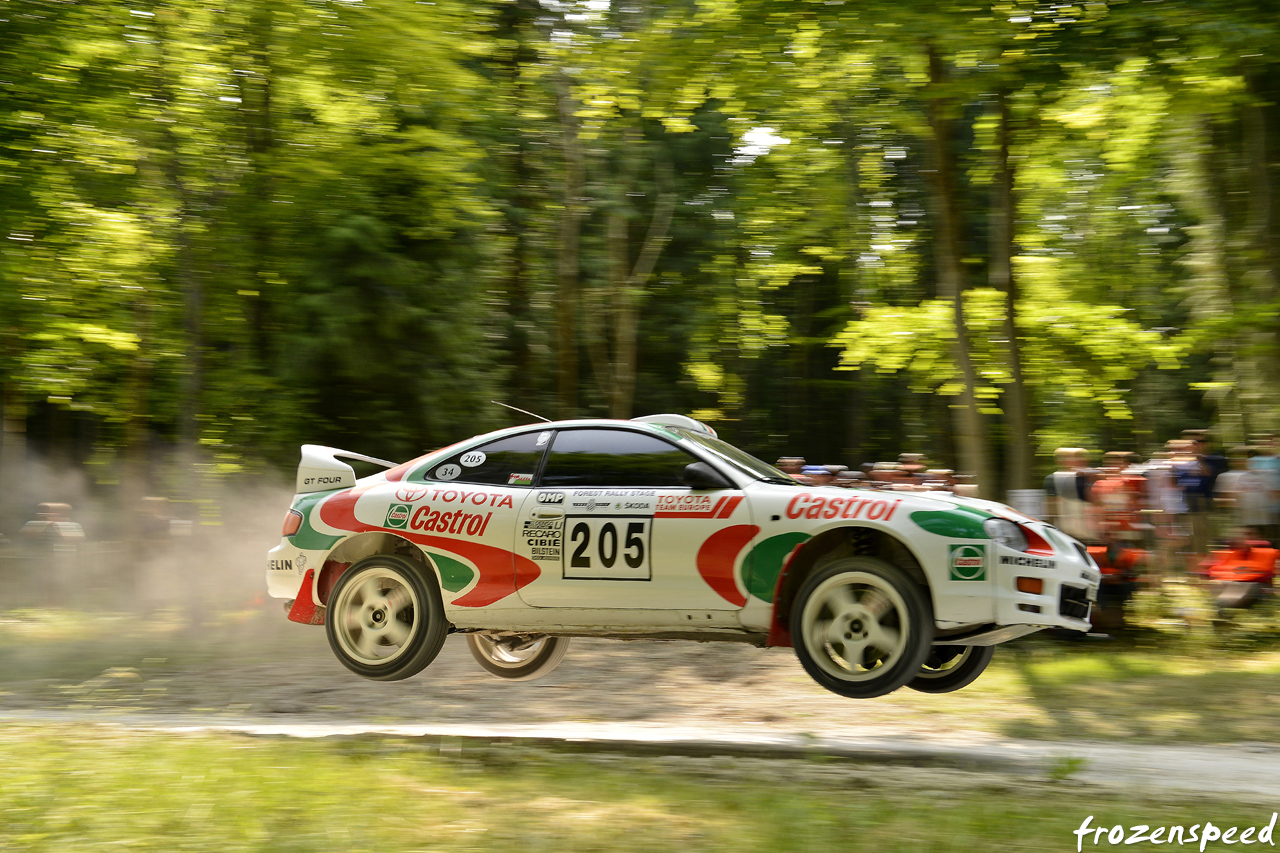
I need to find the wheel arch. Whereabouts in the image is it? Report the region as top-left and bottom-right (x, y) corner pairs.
(767, 525), (932, 647)
(317, 532), (440, 606)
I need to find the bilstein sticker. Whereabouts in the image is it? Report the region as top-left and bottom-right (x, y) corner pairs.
(949, 544), (986, 581)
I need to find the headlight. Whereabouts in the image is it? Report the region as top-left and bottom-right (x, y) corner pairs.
(983, 517), (1027, 551)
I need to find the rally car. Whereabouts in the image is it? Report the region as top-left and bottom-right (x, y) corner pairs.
(266, 414), (1100, 698)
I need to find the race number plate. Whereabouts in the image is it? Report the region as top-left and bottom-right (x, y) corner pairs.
(563, 516), (652, 581)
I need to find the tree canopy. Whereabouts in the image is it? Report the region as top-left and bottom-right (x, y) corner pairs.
(2, 0), (1277, 512)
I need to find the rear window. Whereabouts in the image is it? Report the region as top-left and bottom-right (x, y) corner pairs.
(415, 430), (551, 487)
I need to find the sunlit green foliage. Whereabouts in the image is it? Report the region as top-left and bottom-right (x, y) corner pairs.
(1, 0), (1278, 500)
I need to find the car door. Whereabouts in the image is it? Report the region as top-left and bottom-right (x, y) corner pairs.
(514, 427), (753, 610)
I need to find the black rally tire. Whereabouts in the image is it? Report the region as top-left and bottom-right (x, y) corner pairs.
(324, 553), (449, 682)
(907, 644), (995, 694)
(790, 556), (934, 699)
(466, 634), (570, 681)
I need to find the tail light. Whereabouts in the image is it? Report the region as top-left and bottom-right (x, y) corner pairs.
(282, 509), (303, 537)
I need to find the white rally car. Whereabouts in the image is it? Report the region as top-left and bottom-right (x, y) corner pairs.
(266, 414), (1100, 698)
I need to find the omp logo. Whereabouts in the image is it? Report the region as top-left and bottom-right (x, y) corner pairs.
(385, 504), (411, 529)
(949, 544), (986, 581)
(537, 492), (564, 504)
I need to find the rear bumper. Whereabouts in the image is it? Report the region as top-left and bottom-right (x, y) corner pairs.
(266, 539), (308, 600)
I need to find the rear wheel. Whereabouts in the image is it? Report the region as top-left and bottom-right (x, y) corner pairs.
(466, 634), (569, 681)
(907, 644), (994, 694)
(791, 557), (933, 699)
(325, 554), (448, 682)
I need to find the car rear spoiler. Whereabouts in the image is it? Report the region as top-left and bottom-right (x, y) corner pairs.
(296, 445), (397, 494)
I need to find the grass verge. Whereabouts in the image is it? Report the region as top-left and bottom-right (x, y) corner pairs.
(0, 726), (1274, 852)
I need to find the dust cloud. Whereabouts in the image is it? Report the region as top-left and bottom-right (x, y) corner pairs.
(0, 457), (297, 625)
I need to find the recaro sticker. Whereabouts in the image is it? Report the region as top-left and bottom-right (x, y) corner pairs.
(949, 544), (986, 581)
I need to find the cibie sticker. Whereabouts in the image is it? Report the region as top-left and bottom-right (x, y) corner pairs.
(508, 472), (533, 486)
(385, 504), (411, 529)
(435, 464), (462, 481)
(460, 451), (486, 467)
(949, 544), (986, 581)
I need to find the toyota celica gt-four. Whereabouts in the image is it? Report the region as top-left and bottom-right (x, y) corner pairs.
(266, 414), (1100, 698)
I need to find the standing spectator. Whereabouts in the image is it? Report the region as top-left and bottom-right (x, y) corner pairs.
(1091, 452), (1147, 547)
(1145, 447), (1187, 576)
(802, 465), (836, 487)
(1216, 449), (1274, 543)
(775, 457), (810, 484)
(18, 503), (85, 606)
(1044, 448), (1097, 543)
(834, 469), (865, 488)
(898, 453), (927, 484)
(1174, 437), (1214, 557)
(1248, 437), (1280, 543)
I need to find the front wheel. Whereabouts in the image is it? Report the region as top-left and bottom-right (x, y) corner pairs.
(324, 554), (448, 682)
(466, 634), (569, 681)
(791, 557), (933, 699)
(907, 644), (994, 694)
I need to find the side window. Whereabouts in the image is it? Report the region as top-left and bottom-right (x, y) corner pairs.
(421, 430), (551, 487)
(540, 429), (697, 489)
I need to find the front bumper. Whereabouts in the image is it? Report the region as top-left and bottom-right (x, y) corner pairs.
(992, 531), (1100, 631)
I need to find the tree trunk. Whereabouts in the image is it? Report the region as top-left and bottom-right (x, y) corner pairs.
(152, 9), (202, 458)
(609, 166), (674, 419)
(924, 44), (993, 498)
(841, 116), (864, 466)
(242, 0), (276, 369)
(555, 76), (584, 419)
(0, 383), (26, 531)
(990, 91), (1032, 492)
(1244, 69), (1280, 422)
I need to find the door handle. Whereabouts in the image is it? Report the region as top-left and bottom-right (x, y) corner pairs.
(531, 509), (565, 519)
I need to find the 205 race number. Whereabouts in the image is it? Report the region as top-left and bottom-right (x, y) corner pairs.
(563, 516), (651, 581)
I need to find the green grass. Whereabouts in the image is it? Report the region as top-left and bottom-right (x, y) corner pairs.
(0, 726), (1273, 852)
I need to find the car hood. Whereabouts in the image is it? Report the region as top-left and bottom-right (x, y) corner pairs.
(800, 486), (1040, 524)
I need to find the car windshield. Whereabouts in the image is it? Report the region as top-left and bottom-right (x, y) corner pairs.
(667, 427), (799, 485)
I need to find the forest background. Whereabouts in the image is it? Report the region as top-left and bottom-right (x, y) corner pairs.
(1, 0), (1278, 529)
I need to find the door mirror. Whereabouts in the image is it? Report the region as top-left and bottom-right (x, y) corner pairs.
(683, 461), (732, 491)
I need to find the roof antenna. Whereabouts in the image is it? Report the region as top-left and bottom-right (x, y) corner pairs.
(491, 401), (552, 423)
